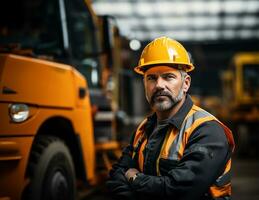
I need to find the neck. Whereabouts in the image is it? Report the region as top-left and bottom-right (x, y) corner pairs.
(156, 95), (186, 121)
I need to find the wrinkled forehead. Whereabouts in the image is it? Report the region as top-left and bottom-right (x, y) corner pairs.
(144, 66), (179, 76)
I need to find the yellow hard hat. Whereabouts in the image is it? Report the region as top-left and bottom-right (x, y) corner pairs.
(134, 36), (194, 75)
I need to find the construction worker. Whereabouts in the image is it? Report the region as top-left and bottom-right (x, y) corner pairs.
(106, 37), (235, 200)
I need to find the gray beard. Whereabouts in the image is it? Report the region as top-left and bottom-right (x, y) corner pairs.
(152, 88), (184, 111)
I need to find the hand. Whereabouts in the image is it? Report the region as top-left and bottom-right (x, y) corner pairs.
(106, 169), (136, 200)
(125, 168), (139, 181)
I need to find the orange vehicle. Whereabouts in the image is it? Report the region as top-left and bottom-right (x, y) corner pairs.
(0, 0), (121, 199)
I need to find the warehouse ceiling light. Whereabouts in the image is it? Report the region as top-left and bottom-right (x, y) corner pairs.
(129, 39), (141, 51)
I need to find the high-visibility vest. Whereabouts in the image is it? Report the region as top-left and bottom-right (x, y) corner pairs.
(132, 105), (235, 199)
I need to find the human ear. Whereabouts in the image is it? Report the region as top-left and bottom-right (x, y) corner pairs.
(183, 75), (191, 93)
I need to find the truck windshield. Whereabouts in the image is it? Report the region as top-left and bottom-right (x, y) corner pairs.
(243, 64), (259, 99)
(0, 0), (63, 57)
(0, 0), (102, 88)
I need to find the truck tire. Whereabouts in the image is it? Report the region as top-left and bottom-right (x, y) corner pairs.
(25, 135), (76, 200)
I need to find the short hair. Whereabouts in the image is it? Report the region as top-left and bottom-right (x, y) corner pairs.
(179, 70), (188, 80)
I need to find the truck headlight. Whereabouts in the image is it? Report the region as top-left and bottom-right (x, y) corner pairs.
(9, 104), (30, 123)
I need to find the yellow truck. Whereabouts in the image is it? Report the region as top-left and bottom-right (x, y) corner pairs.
(192, 52), (259, 156)
(221, 52), (259, 156)
(0, 0), (121, 199)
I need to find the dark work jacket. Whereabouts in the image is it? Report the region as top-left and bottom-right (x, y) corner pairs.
(108, 95), (233, 200)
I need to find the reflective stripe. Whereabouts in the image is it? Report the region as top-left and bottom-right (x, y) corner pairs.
(132, 104), (234, 199)
(132, 119), (147, 159)
(214, 159), (232, 187)
(157, 127), (175, 175)
(133, 119), (147, 146)
(159, 105), (234, 199)
(210, 183), (231, 198)
(215, 171), (231, 187)
(168, 108), (215, 160)
(216, 122), (235, 152)
(138, 138), (147, 172)
(168, 129), (183, 160)
(225, 159), (231, 174)
(159, 127), (177, 158)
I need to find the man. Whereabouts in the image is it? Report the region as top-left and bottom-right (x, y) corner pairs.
(107, 37), (235, 200)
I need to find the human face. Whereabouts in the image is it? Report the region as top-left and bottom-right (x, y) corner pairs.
(144, 66), (190, 112)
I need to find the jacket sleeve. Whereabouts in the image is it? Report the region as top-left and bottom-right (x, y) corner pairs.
(109, 131), (137, 177)
(106, 132), (138, 200)
(130, 121), (232, 200)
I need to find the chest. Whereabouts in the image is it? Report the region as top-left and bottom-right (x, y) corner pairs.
(139, 126), (183, 175)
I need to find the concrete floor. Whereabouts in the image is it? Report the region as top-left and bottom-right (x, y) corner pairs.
(82, 158), (259, 200)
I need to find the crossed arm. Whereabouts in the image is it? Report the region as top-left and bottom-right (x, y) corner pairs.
(107, 121), (231, 200)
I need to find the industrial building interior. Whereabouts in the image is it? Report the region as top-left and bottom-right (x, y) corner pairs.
(0, 0), (259, 200)
(92, 1), (259, 199)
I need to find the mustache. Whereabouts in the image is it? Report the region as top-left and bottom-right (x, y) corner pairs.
(151, 90), (173, 102)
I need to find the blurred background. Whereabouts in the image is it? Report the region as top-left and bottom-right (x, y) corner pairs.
(0, 0), (258, 200)
(92, 0), (259, 199)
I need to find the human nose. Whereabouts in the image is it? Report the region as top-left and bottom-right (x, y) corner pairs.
(155, 76), (166, 89)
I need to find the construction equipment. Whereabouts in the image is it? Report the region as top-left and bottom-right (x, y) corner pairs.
(191, 52), (259, 156)
(0, 0), (122, 199)
(220, 52), (259, 156)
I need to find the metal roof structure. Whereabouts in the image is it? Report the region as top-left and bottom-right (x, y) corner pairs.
(92, 0), (259, 41)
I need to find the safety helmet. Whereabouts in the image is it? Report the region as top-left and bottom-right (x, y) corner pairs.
(134, 37), (194, 75)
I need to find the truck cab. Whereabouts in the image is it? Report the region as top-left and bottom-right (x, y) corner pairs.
(0, 0), (121, 199)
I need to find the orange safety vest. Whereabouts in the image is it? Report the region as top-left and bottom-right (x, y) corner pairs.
(132, 105), (235, 199)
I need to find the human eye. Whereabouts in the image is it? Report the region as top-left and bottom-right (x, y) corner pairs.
(163, 73), (176, 80)
(146, 75), (157, 81)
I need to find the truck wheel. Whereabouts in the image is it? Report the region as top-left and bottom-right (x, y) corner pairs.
(25, 135), (76, 200)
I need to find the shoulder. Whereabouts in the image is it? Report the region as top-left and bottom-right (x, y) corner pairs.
(188, 120), (229, 146)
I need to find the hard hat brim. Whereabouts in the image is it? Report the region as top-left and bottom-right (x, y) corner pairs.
(134, 61), (194, 75)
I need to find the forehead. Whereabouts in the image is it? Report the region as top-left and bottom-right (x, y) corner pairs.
(144, 66), (179, 76)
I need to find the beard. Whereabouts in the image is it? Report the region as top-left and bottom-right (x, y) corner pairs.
(147, 88), (184, 112)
